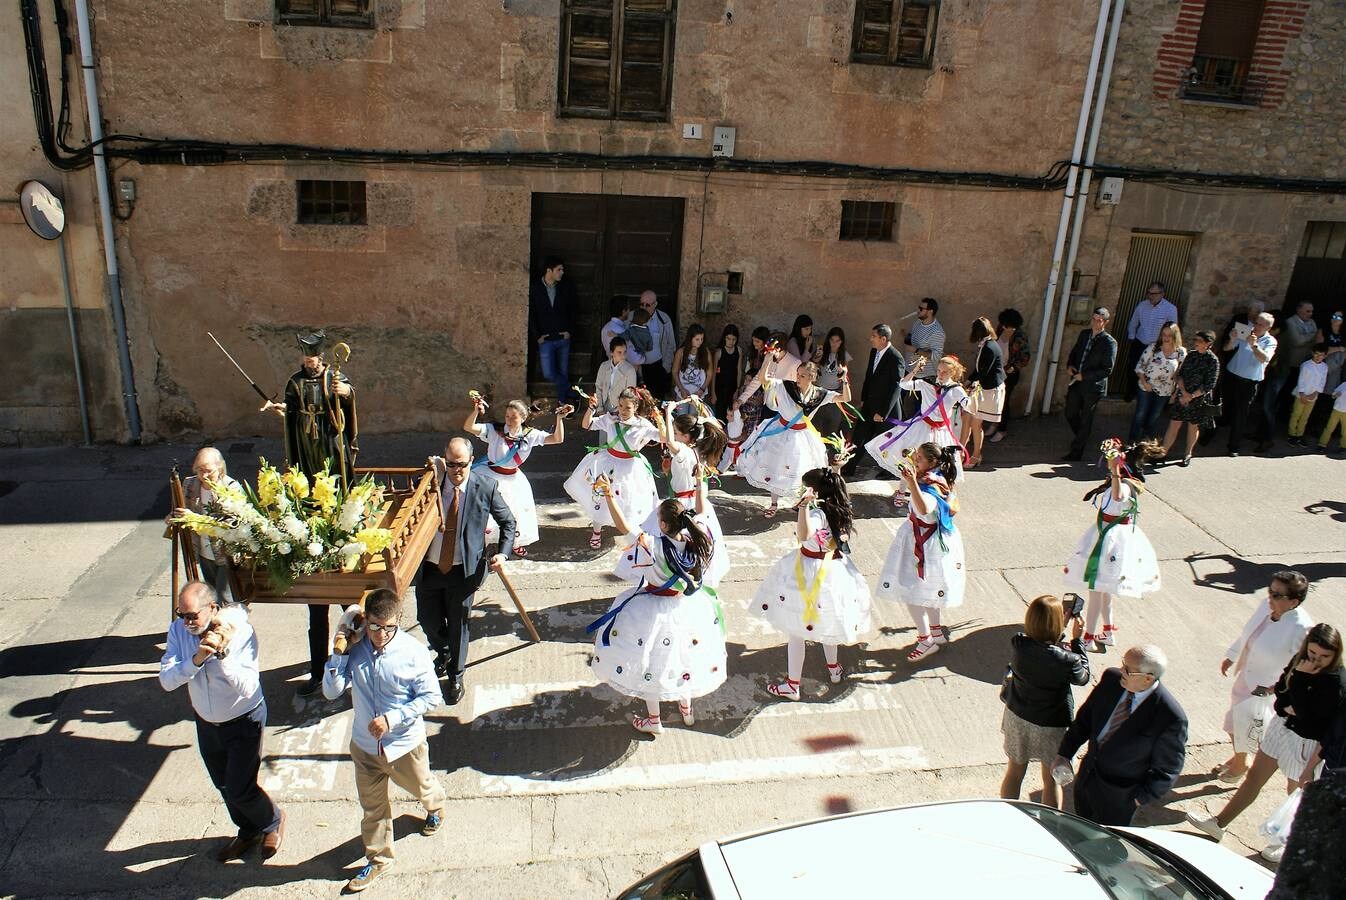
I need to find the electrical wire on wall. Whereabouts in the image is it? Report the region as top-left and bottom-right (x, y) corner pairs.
(22, 0), (1346, 198)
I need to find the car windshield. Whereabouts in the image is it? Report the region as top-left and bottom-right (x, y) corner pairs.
(1018, 806), (1212, 899)
(615, 851), (710, 900)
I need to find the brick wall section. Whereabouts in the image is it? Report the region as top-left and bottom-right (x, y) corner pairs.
(1151, 0), (1309, 108)
(1249, 0), (1311, 107)
(1151, 0), (1205, 99)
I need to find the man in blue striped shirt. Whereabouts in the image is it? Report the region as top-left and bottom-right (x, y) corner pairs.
(325, 589), (445, 892)
(1124, 282), (1180, 400)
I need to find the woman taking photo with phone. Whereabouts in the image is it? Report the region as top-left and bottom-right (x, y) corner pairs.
(1000, 594), (1091, 810)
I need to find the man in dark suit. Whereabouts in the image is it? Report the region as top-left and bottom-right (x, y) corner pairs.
(1062, 307), (1119, 461)
(1054, 644), (1188, 826)
(415, 437), (516, 705)
(844, 323), (907, 476)
(528, 255), (575, 404)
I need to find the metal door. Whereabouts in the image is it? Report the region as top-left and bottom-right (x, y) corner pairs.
(1108, 232), (1195, 394)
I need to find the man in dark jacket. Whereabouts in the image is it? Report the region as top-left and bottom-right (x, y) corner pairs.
(1062, 307), (1119, 461)
(528, 255), (574, 403)
(1054, 644), (1188, 826)
(415, 437), (516, 706)
(844, 324), (907, 476)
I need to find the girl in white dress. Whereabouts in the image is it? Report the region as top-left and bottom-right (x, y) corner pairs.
(1062, 439), (1164, 652)
(564, 387), (661, 550)
(587, 476), (728, 735)
(734, 357), (851, 517)
(756, 468), (872, 698)
(866, 356), (969, 507)
(464, 397), (573, 556)
(876, 442), (966, 662)
(719, 408), (746, 474)
(650, 402), (731, 587)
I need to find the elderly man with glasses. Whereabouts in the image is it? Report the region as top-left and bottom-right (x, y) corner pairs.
(159, 582), (285, 862)
(324, 588), (445, 892)
(1052, 643), (1188, 826)
(414, 437), (515, 705)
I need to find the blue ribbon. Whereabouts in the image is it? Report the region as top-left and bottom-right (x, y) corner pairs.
(737, 407), (807, 456)
(587, 572), (682, 646)
(918, 483), (955, 535)
(472, 426), (530, 470)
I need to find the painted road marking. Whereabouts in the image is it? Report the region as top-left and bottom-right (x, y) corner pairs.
(262, 703), (350, 793)
(475, 744), (929, 795)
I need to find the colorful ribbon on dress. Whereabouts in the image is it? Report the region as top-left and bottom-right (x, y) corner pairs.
(584, 421), (657, 480)
(794, 545), (832, 628)
(586, 532), (705, 646)
(879, 387), (960, 452)
(1082, 494), (1139, 587)
(910, 483), (955, 580)
(472, 426), (529, 471)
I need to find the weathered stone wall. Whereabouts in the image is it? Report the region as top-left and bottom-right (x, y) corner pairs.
(0, 7), (126, 444)
(1100, 0), (1346, 178)
(115, 162), (1061, 439)
(96, 0), (1095, 175)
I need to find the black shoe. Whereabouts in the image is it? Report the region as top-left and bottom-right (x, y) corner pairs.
(432, 655), (449, 679)
(445, 678), (465, 705)
(296, 677), (322, 697)
(1255, 440), (1273, 453)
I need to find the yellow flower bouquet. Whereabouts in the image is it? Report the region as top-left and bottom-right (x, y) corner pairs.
(172, 458), (391, 591)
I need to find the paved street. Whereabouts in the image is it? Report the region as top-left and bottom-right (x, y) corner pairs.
(1, 412), (1342, 899)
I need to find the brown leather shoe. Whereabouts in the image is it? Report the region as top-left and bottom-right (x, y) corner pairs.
(260, 809), (286, 860)
(216, 834), (262, 863)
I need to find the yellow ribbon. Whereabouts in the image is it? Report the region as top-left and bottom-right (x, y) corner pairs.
(794, 543), (831, 628)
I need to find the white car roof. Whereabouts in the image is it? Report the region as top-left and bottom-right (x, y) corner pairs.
(714, 800), (1110, 900)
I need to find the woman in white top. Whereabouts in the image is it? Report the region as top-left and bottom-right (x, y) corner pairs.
(1213, 571), (1314, 783)
(1129, 322), (1186, 443)
(464, 397), (573, 556)
(671, 324), (713, 410)
(812, 327), (854, 445)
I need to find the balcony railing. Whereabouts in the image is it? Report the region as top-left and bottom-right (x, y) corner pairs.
(1181, 55), (1266, 105)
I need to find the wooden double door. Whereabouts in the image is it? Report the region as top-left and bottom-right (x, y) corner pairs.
(528, 193), (685, 394)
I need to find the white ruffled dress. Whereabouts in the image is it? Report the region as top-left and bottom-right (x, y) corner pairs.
(736, 381), (834, 500)
(865, 379), (968, 479)
(753, 507), (872, 644)
(643, 442), (730, 587)
(564, 414), (660, 529)
(1062, 484), (1161, 598)
(589, 523), (729, 702)
(876, 479), (966, 608)
(472, 423), (549, 548)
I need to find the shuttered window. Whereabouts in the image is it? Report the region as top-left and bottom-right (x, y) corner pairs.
(559, 1), (677, 121)
(276, 0), (374, 28)
(840, 201), (897, 242)
(1185, 0), (1265, 102)
(851, 0), (939, 68)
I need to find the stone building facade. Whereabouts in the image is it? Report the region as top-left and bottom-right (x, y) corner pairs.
(3, 0), (1344, 443)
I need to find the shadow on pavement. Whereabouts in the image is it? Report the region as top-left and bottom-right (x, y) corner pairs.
(1183, 552), (1345, 596)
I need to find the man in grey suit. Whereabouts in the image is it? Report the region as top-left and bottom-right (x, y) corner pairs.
(415, 437), (516, 705)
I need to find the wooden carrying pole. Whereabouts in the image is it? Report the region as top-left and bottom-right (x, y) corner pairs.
(166, 470), (201, 618)
(494, 566), (541, 644)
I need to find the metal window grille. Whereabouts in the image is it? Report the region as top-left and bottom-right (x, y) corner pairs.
(297, 180), (368, 226)
(839, 201), (896, 242)
(1182, 0), (1265, 103)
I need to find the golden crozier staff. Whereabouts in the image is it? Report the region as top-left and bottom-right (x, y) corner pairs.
(261, 329), (359, 488)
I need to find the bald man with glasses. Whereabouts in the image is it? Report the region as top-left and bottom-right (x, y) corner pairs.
(414, 437), (516, 705)
(159, 582), (285, 862)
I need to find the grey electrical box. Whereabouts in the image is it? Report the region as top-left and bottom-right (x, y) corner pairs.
(700, 285), (727, 314)
(1097, 177), (1124, 206)
(712, 126), (736, 158)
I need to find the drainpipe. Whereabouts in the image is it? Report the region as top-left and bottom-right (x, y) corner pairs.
(1022, 0), (1113, 416)
(74, 0), (142, 442)
(1041, 0), (1127, 414)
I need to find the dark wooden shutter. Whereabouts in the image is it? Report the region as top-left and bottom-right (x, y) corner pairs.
(278, 0), (320, 19)
(1195, 0), (1265, 60)
(853, 1), (894, 57)
(617, 0), (674, 118)
(561, 1), (617, 115)
(891, 1), (935, 65)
